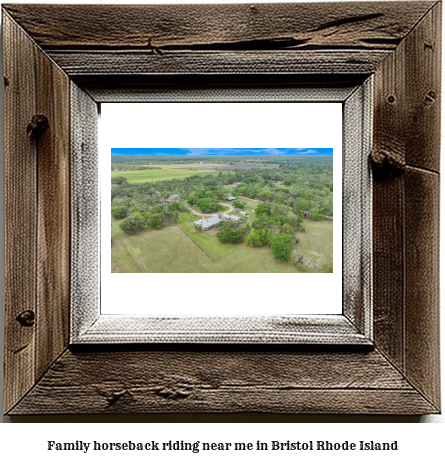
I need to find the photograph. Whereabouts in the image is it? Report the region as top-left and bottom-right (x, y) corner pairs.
(110, 148), (334, 274)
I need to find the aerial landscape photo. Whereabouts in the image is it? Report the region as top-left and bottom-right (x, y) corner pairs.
(110, 148), (334, 273)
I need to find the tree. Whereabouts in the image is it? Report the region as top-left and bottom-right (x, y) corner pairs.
(233, 199), (246, 209)
(119, 216), (142, 235)
(217, 219), (248, 244)
(111, 205), (128, 219)
(111, 176), (127, 185)
(270, 234), (294, 262)
(196, 197), (222, 213)
(147, 213), (162, 229)
(255, 202), (273, 217)
(245, 228), (271, 246)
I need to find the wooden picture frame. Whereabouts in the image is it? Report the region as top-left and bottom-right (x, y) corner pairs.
(3, 2), (440, 415)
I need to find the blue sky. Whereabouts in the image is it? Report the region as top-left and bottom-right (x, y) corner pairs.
(111, 148), (333, 156)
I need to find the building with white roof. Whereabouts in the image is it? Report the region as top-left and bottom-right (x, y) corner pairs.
(193, 217), (222, 231)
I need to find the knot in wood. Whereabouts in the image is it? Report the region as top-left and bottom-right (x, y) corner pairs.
(370, 149), (405, 177)
(105, 390), (128, 405)
(96, 385), (130, 405)
(27, 114), (49, 140)
(154, 386), (191, 400)
(16, 310), (35, 327)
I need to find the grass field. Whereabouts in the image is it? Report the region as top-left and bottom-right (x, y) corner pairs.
(234, 197), (259, 216)
(156, 163), (230, 169)
(177, 212), (244, 261)
(111, 168), (218, 183)
(294, 220), (333, 272)
(111, 215), (333, 273)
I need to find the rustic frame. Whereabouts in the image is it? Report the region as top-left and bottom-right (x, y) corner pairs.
(3, 2), (441, 415)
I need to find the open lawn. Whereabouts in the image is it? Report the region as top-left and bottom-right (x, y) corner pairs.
(294, 220), (333, 272)
(232, 196), (259, 216)
(112, 218), (209, 272)
(111, 168), (218, 183)
(112, 216), (333, 273)
(177, 212), (244, 261)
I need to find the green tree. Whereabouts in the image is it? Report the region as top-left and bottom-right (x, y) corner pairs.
(111, 176), (127, 185)
(255, 202), (273, 217)
(119, 216), (142, 235)
(233, 199), (246, 209)
(245, 228), (271, 246)
(196, 197), (222, 213)
(111, 205), (128, 219)
(270, 234), (294, 262)
(217, 219), (248, 244)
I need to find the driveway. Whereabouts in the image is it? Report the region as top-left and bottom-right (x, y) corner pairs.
(188, 202), (236, 218)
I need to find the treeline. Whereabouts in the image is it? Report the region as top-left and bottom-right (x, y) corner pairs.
(111, 155), (332, 167)
(111, 157), (333, 236)
(112, 164), (161, 171)
(112, 156), (226, 165)
(117, 201), (182, 235)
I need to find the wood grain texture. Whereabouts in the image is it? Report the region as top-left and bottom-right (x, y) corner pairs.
(404, 167), (440, 409)
(35, 45), (71, 380)
(372, 175), (405, 370)
(373, 36), (406, 370)
(9, 349), (437, 415)
(77, 75), (365, 103)
(404, 2), (441, 172)
(3, 11), (71, 413)
(70, 83), (99, 341)
(4, 1), (433, 79)
(3, 12), (37, 414)
(342, 82), (372, 337)
(75, 316), (370, 345)
(371, 4), (441, 411)
(372, 1), (441, 172)
(47, 50), (391, 76)
(3, 2), (435, 50)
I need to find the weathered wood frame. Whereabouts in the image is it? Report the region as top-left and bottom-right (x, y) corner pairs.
(3, 2), (441, 415)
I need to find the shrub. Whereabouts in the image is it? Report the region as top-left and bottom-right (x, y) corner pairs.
(111, 176), (127, 185)
(119, 216), (142, 235)
(270, 234), (294, 262)
(111, 205), (128, 219)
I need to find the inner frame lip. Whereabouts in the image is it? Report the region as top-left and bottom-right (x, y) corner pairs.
(70, 78), (373, 346)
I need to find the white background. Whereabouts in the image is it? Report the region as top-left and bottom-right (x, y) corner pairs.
(0, 0), (444, 460)
(101, 102), (342, 316)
